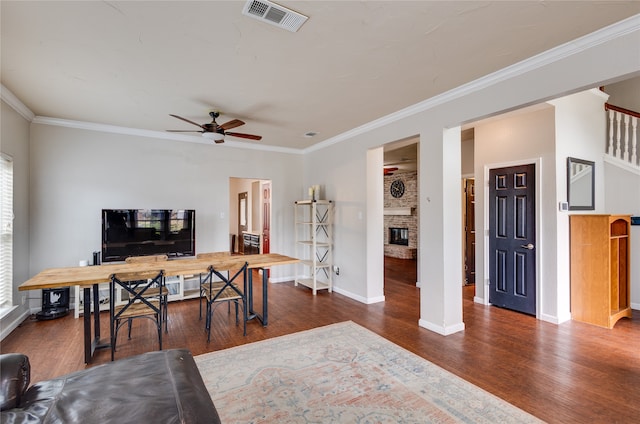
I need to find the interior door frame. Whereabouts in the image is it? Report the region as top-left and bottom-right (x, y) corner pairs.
(261, 181), (271, 255)
(238, 191), (248, 254)
(462, 175), (475, 286)
(481, 157), (542, 318)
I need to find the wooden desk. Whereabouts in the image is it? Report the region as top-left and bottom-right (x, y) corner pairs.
(19, 253), (298, 363)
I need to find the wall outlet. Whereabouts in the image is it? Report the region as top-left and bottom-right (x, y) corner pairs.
(333, 265), (339, 275)
(21, 294), (26, 305)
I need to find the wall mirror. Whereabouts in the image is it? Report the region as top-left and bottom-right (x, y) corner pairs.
(567, 157), (595, 210)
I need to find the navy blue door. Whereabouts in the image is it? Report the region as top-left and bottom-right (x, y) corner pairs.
(489, 164), (536, 315)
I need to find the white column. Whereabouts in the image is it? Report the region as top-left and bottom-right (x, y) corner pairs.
(418, 126), (464, 335)
(365, 147), (385, 302)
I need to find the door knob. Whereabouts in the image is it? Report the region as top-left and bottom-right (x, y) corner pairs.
(520, 243), (534, 250)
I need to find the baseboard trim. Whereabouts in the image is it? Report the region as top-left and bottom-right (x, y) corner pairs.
(268, 276), (296, 284)
(0, 308), (30, 341)
(269, 279), (386, 304)
(332, 286), (385, 304)
(473, 296), (488, 305)
(539, 312), (571, 325)
(418, 319), (465, 336)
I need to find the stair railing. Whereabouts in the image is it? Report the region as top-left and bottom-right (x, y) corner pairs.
(605, 103), (639, 169)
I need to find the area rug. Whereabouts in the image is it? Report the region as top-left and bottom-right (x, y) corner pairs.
(194, 321), (543, 423)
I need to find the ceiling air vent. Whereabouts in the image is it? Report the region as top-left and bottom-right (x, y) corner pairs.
(242, 0), (308, 33)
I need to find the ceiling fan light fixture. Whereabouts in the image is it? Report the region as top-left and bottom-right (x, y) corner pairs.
(202, 132), (225, 142)
(168, 112), (261, 142)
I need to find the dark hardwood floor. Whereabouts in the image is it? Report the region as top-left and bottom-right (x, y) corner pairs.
(2, 257), (639, 423)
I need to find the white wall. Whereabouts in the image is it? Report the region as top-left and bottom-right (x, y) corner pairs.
(605, 163), (640, 308)
(474, 105), (556, 320)
(303, 19), (639, 333)
(550, 89), (609, 321)
(602, 76), (640, 309)
(27, 124), (303, 308)
(604, 149), (640, 310)
(461, 137), (474, 176)
(4, 16), (639, 336)
(251, 180), (264, 234)
(464, 89), (609, 324)
(604, 75), (640, 111)
(606, 164), (640, 308)
(229, 177), (258, 237)
(0, 99), (31, 335)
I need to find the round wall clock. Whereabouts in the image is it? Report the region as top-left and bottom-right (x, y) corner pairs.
(390, 179), (405, 198)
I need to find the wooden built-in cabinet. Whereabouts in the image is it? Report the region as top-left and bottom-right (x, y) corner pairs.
(569, 214), (631, 328)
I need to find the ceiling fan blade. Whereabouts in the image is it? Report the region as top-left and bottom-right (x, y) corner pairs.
(169, 114), (205, 129)
(219, 119), (245, 131)
(166, 130), (204, 133)
(225, 132), (262, 141)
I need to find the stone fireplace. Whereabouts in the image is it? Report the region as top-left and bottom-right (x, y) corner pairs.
(384, 171), (417, 259)
(389, 227), (409, 246)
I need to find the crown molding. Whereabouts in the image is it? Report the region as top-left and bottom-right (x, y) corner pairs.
(7, 14), (639, 156)
(1, 84), (35, 122)
(305, 13), (640, 154)
(31, 116), (303, 155)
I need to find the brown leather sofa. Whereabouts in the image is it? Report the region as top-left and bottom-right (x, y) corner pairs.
(0, 349), (221, 424)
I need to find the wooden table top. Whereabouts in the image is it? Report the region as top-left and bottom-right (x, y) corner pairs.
(19, 253), (299, 291)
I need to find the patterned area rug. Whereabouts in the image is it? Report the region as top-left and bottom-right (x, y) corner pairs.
(195, 321), (543, 423)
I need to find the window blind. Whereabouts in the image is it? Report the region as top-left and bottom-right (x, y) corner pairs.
(0, 154), (14, 308)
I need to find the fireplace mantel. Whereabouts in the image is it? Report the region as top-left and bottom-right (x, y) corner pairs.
(384, 207), (412, 216)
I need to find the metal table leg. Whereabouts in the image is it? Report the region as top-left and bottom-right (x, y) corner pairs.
(247, 267), (269, 326)
(83, 287), (91, 363)
(83, 284), (110, 364)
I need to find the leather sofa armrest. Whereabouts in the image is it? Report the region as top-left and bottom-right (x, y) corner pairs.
(0, 354), (31, 411)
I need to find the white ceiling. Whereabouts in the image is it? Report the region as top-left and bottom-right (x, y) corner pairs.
(2, 1), (639, 151)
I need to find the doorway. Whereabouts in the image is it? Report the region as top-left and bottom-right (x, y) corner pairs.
(488, 163), (537, 315)
(463, 178), (475, 285)
(383, 139), (419, 288)
(261, 182), (271, 255)
(229, 178), (272, 255)
(237, 192), (248, 253)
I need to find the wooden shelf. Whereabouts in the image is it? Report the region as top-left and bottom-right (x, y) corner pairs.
(294, 200), (333, 295)
(295, 278), (331, 291)
(570, 214), (631, 329)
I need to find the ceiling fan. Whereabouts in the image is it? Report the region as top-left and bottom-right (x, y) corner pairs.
(167, 111), (262, 144)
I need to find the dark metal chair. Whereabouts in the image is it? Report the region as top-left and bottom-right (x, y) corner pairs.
(124, 255), (170, 333)
(202, 262), (248, 343)
(109, 269), (165, 360)
(196, 252), (232, 320)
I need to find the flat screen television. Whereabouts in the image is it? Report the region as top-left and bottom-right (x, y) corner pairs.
(102, 209), (195, 262)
